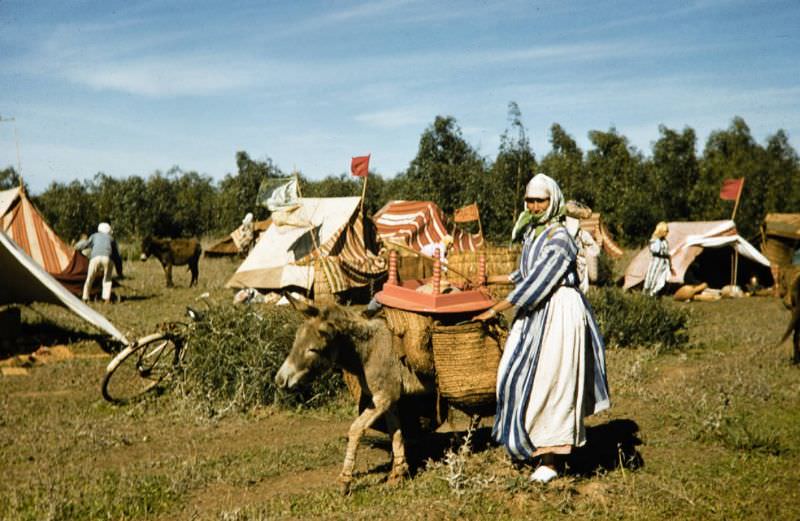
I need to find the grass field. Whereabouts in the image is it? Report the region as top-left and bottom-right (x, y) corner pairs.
(1, 253), (799, 520)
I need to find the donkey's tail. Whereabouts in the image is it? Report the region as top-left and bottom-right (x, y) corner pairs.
(780, 303), (800, 345)
(780, 276), (800, 345)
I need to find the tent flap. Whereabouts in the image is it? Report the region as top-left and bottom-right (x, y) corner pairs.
(1, 231), (128, 344)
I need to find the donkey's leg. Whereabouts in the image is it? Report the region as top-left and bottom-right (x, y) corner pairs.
(165, 263), (174, 287)
(190, 260), (199, 287)
(384, 405), (409, 485)
(340, 397), (390, 494)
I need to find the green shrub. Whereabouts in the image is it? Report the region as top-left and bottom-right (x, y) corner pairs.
(177, 303), (344, 412)
(587, 287), (689, 349)
(595, 253), (616, 286)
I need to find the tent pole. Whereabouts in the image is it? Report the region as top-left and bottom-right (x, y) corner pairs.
(733, 249), (739, 287)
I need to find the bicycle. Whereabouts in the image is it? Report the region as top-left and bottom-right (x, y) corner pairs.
(101, 307), (202, 404)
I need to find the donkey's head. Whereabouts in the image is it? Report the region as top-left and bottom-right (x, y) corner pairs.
(275, 295), (341, 390)
(140, 235), (154, 261)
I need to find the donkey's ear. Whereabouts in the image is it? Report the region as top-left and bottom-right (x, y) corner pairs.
(284, 292), (319, 317)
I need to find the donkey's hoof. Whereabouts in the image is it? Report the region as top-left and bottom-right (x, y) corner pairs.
(339, 475), (353, 496)
(387, 464), (409, 486)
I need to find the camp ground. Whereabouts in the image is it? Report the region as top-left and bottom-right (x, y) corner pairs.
(226, 197), (386, 299)
(623, 220), (772, 295)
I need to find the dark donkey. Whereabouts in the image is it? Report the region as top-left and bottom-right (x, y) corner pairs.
(275, 297), (438, 494)
(140, 236), (202, 288)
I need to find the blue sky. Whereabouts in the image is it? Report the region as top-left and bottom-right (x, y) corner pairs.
(1, 0), (798, 194)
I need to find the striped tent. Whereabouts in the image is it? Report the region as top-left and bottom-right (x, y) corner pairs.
(372, 200), (484, 253)
(226, 197), (386, 296)
(0, 187), (88, 296)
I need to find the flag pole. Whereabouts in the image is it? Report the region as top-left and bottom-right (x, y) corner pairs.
(730, 177), (744, 287)
(731, 177), (745, 221)
(359, 173), (368, 215)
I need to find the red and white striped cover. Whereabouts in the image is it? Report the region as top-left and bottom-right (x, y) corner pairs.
(0, 187), (74, 274)
(372, 200), (484, 253)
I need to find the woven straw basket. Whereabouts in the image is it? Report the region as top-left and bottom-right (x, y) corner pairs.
(431, 321), (503, 415)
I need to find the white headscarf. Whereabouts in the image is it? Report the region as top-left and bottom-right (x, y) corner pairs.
(511, 173), (566, 241)
(525, 173), (565, 224)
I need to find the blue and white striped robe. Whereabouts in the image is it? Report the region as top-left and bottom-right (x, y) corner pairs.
(493, 223), (611, 460)
(643, 238), (670, 296)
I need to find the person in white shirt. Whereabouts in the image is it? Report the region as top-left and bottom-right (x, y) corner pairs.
(420, 235), (454, 270)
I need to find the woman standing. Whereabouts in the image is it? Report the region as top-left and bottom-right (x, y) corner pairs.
(476, 173), (610, 483)
(643, 222), (671, 297)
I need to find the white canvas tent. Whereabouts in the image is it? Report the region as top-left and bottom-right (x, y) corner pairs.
(623, 220), (771, 290)
(226, 197), (386, 294)
(1, 230), (128, 344)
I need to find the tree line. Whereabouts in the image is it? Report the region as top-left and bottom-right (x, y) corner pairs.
(1, 105), (797, 247)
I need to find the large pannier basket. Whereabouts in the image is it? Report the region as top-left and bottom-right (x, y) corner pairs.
(431, 321), (504, 416)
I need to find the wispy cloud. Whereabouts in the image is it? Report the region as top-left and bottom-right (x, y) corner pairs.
(64, 55), (258, 97)
(355, 107), (430, 128)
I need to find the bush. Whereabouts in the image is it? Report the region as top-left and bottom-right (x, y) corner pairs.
(587, 287), (689, 349)
(177, 303), (345, 413)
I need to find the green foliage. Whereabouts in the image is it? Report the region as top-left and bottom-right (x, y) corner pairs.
(178, 303), (345, 413)
(540, 123), (588, 204)
(400, 115), (487, 216)
(586, 129), (652, 243)
(587, 287), (690, 349)
(485, 102), (537, 241)
(651, 125), (699, 224)
(216, 151), (283, 233)
(34, 179), (95, 242)
(0, 166), (24, 190)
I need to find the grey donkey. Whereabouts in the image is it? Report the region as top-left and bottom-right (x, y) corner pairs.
(274, 296), (437, 494)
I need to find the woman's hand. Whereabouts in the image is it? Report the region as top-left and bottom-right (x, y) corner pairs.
(486, 274), (511, 284)
(473, 309), (496, 322)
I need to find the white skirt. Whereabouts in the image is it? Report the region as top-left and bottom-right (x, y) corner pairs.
(521, 287), (588, 451)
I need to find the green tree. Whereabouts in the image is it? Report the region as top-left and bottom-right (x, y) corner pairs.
(763, 130), (800, 214)
(216, 151), (284, 232)
(694, 117), (765, 238)
(402, 116), (487, 216)
(34, 180), (95, 242)
(586, 128), (652, 244)
(651, 125), (699, 222)
(173, 169), (216, 237)
(0, 167), (24, 191)
(487, 102), (537, 241)
(539, 124), (587, 204)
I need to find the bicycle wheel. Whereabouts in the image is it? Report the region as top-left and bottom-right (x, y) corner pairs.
(101, 332), (180, 404)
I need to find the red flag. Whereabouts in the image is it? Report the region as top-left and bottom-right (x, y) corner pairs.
(351, 155), (370, 177)
(453, 203), (480, 223)
(719, 178), (744, 201)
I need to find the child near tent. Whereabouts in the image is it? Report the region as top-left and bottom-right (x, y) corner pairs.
(643, 222), (672, 297)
